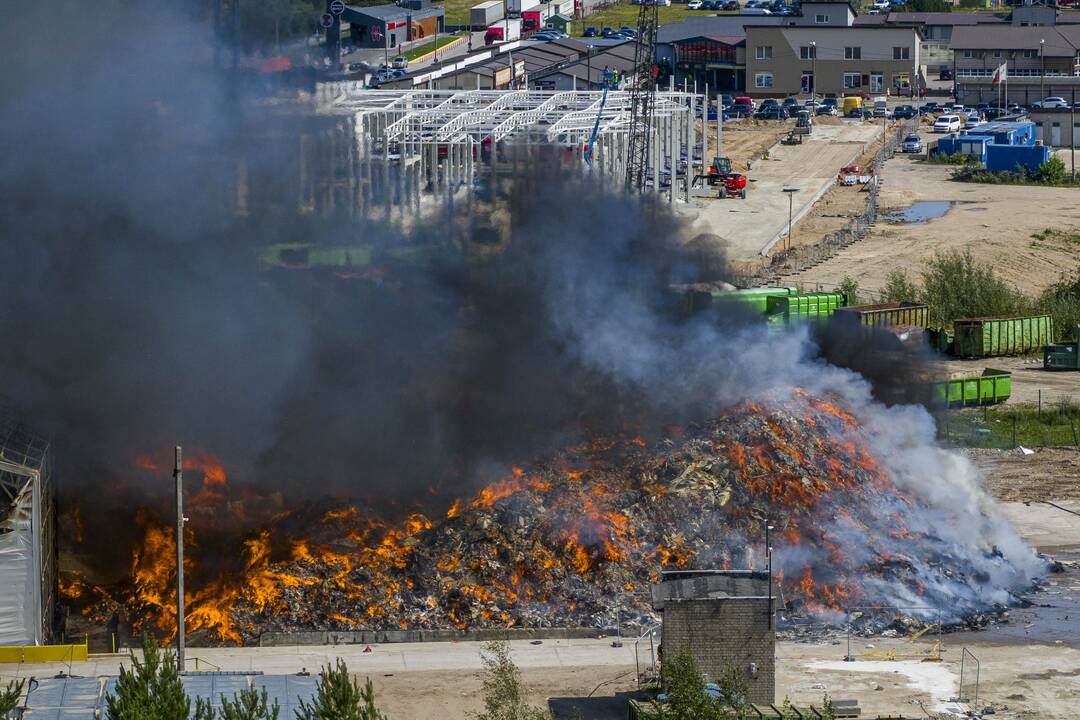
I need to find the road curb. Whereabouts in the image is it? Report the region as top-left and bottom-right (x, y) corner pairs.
(409, 36), (466, 66)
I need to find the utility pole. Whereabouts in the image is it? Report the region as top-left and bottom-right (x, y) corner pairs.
(810, 41), (816, 103)
(1040, 38), (1046, 102)
(1071, 87), (1076, 181)
(783, 187), (799, 251)
(174, 446), (185, 670)
(765, 520), (774, 629)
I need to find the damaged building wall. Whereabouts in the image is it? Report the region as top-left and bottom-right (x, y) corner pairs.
(661, 596), (775, 704)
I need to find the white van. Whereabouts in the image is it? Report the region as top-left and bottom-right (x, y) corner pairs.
(933, 114), (962, 133)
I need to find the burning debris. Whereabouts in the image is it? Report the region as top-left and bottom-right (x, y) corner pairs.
(63, 390), (1041, 645)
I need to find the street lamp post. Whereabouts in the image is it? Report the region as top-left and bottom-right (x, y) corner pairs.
(810, 41), (817, 103)
(765, 520), (774, 630)
(783, 187), (799, 251)
(1041, 38), (1046, 102)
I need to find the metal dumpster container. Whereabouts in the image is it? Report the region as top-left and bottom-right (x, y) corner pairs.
(952, 314), (1053, 357)
(833, 302), (930, 328)
(766, 292), (847, 325)
(915, 368), (1012, 407)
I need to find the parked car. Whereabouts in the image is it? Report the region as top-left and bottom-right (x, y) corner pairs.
(816, 99), (838, 115)
(583, 26), (599, 36)
(1035, 96), (1069, 108)
(391, 56), (408, 69)
(918, 102), (940, 115)
(688, 0), (705, 7)
(759, 98), (779, 109)
(754, 106), (790, 120)
(892, 104), (917, 119)
(723, 0), (740, 8)
(729, 102), (753, 117)
(933, 114), (962, 133)
(601, 26), (616, 37)
(782, 96), (800, 110)
(720, 94), (735, 108)
(901, 134), (923, 153)
(938, 67), (952, 81)
(962, 112), (982, 129)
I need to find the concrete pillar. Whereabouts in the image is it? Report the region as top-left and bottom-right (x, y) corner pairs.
(668, 114), (675, 206)
(702, 85), (709, 178)
(686, 96), (694, 202)
(652, 122), (660, 194)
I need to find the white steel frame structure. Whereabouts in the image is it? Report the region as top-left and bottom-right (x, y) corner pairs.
(310, 87), (706, 215)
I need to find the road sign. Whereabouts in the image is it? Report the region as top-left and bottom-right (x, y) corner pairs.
(329, 0), (345, 14)
(320, 12), (334, 28)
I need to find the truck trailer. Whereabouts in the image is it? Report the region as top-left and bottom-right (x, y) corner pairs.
(485, 18), (521, 44)
(470, 1), (504, 29)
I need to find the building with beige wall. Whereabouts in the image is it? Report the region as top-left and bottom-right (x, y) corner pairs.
(744, 1), (920, 98)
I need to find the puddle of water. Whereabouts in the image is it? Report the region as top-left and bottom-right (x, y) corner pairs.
(880, 200), (957, 225)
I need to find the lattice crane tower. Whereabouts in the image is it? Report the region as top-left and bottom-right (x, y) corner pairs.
(624, 0), (660, 193)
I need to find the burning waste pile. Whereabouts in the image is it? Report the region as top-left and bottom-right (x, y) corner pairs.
(65, 388), (1044, 646)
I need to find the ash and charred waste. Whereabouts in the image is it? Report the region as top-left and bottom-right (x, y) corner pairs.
(63, 389), (1044, 646)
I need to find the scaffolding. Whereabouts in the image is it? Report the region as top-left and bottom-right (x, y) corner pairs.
(302, 86), (703, 216)
(0, 411), (54, 645)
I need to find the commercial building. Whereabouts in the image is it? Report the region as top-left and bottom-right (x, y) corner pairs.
(652, 570), (775, 704)
(951, 21), (1080, 105)
(744, 0), (921, 98)
(657, 17), (784, 92)
(342, 1), (445, 51)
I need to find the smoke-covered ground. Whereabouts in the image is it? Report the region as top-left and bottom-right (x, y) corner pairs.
(1, 2), (1046, 638)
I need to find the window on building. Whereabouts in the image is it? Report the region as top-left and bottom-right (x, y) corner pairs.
(800, 45), (816, 59)
(893, 46), (910, 60)
(964, 50), (974, 59)
(755, 72), (774, 88)
(1023, 49), (1038, 58)
(815, 13), (830, 23)
(845, 46), (861, 60)
(756, 45), (772, 60)
(992, 50), (1001, 58)
(843, 72), (861, 88)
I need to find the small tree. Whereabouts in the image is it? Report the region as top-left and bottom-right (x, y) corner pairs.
(1037, 156), (1068, 185)
(837, 276), (861, 306)
(658, 650), (717, 720)
(295, 659), (385, 720)
(472, 640), (550, 720)
(880, 268), (920, 304)
(920, 250), (1029, 326)
(219, 687), (280, 720)
(0, 679), (25, 716)
(106, 635), (190, 720)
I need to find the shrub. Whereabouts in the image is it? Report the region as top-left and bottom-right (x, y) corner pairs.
(880, 268), (920, 303)
(1037, 267), (1080, 342)
(472, 640), (550, 720)
(837, 276), (861, 306)
(926, 152), (970, 166)
(0, 680), (24, 716)
(920, 250), (1029, 326)
(1037, 155), (1068, 185)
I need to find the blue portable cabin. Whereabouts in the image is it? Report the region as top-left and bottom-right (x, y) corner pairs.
(962, 120), (1036, 147)
(936, 134), (989, 163)
(985, 143), (1050, 172)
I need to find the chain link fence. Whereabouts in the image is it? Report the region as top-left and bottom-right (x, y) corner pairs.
(732, 116), (920, 288)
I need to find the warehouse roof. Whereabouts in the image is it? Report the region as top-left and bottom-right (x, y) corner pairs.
(344, 2), (443, 21)
(949, 25), (1078, 55)
(885, 11), (998, 25)
(657, 16), (782, 43)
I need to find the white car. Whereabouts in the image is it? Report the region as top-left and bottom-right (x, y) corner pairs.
(873, 0), (890, 8)
(1036, 96), (1068, 108)
(933, 114), (962, 133)
(687, 0), (704, 8)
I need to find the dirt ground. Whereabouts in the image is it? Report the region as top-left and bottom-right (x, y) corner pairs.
(785, 155), (1080, 296)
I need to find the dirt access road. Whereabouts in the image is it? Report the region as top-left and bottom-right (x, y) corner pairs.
(685, 119), (881, 263)
(787, 156), (1080, 296)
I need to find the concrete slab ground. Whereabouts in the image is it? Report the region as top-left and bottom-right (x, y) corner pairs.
(685, 120), (881, 263)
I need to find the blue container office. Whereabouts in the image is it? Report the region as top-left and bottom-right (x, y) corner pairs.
(932, 120), (1047, 172)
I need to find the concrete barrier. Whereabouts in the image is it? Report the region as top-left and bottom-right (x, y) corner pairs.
(0, 642), (89, 663)
(258, 626), (610, 647)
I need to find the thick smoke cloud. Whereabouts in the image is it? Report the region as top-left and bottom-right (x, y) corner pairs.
(2, 0), (1043, 618)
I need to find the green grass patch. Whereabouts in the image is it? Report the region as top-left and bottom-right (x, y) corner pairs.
(936, 400), (1080, 449)
(924, 152), (971, 166)
(1032, 228), (1080, 246)
(437, 0), (478, 26)
(403, 32), (467, 61)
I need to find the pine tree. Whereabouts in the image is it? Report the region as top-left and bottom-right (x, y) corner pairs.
(219, 687), (279, 720)
(472, 640), (551, 720)
(0, 679), (25, 716)
(294, 659), (386, 720)
(105, 635), (191, 720)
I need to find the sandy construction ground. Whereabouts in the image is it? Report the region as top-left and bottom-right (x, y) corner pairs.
(785, 156), (1080, 296)
(684, 119), (881, 263)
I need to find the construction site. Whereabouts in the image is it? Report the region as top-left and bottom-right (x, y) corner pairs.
(4, 1), (1080, 719)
